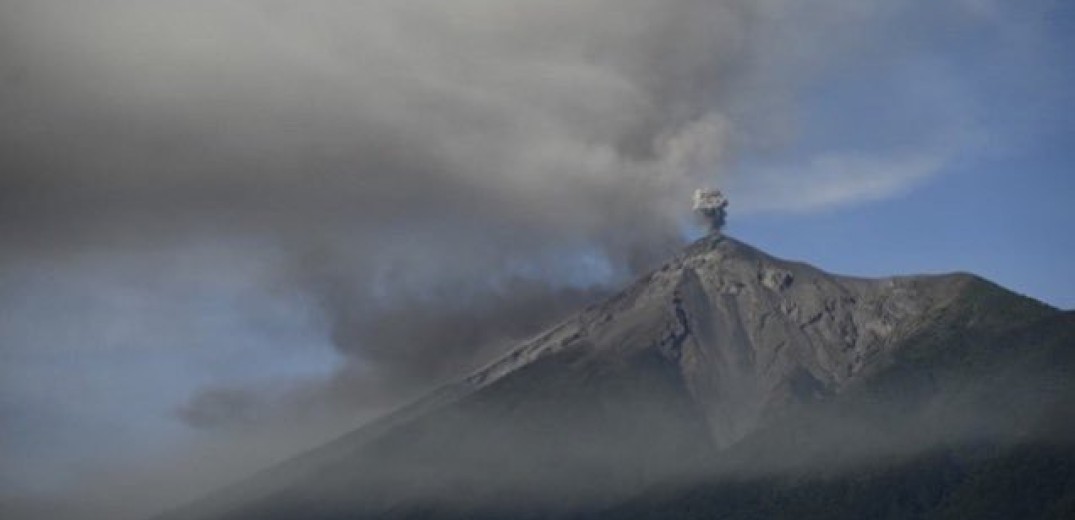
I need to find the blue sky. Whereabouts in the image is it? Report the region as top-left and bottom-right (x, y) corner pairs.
(729, 1), (1074, 308)
(734, 159), (1075, 309)
(734, 76), (1075, 308)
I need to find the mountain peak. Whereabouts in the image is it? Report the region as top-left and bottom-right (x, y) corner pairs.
(465, 235), (1048, 445)
(156, 236), (1064, 520)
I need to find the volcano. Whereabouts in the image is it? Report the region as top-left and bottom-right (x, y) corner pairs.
(156, 236), (1075, 520)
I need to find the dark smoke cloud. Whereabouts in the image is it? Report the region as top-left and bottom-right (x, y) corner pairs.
(0, 1), (754, 401)
(0, 0), (747, 452)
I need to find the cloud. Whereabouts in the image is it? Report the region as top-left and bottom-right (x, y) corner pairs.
(732, 150), (948, 214)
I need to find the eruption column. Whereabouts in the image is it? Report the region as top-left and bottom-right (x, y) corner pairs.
(693, 188), (728, 234)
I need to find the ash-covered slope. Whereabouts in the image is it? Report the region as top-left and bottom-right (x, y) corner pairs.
(155, 236), (1067, 520)
(466, 235), (1036, 448)
(591, 308), (1075, 520)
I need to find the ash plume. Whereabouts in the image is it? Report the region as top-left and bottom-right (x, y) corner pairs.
(693, 188), (729, 233)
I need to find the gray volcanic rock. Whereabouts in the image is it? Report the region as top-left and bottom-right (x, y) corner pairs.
(155, 235), (1062, 520)
(467, 235), (1008, 447)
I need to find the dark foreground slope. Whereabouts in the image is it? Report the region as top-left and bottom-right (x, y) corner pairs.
(589, 309), (1075, 520)
(156, 236), (1074, 520)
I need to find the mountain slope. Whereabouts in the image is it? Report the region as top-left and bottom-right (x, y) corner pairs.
(589, 309), (1075, 520)
(156, 235), (1069, 520)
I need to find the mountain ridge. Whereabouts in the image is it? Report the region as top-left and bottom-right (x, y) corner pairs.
(154, 235), (1070, 520)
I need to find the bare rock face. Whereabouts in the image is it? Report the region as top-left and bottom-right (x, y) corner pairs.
(156, 235), (1061, 520)
(466, 235), (986, 448)
(760, 266), (793, 291)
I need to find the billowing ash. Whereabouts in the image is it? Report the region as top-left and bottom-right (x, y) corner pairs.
(693, 188), (729, 233)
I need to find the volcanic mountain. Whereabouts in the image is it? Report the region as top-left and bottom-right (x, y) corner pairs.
(156, 235), (1075, 520)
